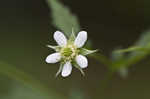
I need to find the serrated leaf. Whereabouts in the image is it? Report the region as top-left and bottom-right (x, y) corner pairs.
(47, 0), (80, 37)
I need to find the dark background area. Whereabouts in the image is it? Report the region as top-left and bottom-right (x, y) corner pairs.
(0, 0), (149, 99)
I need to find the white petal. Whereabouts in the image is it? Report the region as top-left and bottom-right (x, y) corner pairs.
(76, 55), (88, 68)
(45, 53), (61, 63)
(74, 31), (87, 48)
(54, 31), (67, 47)
(61, 62), (72, 77)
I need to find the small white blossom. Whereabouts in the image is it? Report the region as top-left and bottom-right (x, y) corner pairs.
(45, 30), (97, 77)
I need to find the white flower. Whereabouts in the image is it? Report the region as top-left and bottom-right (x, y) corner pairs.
(45, 30), (97, 77)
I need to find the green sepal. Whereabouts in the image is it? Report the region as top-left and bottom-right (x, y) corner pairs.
(80, 48), (98, 56)
(72, 62), (85, 76)
(47, 45), (60, 52)
(68, 29), (76, 44)
(55, 63), (63, 77)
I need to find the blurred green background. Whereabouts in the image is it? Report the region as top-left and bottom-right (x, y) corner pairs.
(0, 0), (149, 99)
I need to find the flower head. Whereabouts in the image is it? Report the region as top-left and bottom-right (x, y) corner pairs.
(45, 30), (97, 77)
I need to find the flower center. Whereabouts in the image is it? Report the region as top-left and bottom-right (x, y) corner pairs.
(62, 47), (73, 57)
(60, 45), (78, 61)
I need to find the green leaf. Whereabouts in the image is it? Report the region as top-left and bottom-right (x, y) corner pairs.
(113, 30), (150, 70)
(47, 0), (80, 37)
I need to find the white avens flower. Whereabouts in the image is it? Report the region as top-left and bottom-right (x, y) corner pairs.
(45, 30), (97, 77)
